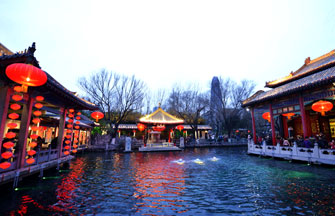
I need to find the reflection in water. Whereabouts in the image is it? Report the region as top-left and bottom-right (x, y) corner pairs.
(132, 153), (187, 214)
(1, 147), (335, 215)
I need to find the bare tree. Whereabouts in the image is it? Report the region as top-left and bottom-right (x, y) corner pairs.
(167, 84), (209, 138)
(212, 78), (255, 137)
(78, 69), (146, 137)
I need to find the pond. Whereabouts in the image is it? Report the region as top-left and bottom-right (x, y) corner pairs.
(1, 147), (335, 215)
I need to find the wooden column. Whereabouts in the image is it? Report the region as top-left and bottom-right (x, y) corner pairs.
(57, 108), (67, 158)
(299, 95), (308, 138)
(269, 103), (276, 145)
(251, 108), (257, 144)
(17, 96), (34, 169)
(0, 87), (12, 153)
(283, 117), (289, 138)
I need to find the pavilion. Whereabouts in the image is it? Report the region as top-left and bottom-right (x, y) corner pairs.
(242, 49), (335, 165)
(137, 105), (184, 152)
(0, 43), (98, 186)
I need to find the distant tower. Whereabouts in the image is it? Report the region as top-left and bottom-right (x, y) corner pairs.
(210, 76), (222, 134)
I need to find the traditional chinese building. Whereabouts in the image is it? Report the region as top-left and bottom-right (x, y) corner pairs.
(242, 49), (335, 165)
(0, 43), (98, 185)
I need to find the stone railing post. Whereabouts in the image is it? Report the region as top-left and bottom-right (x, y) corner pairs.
(293, 142), (297, 156)
(313, 142), (320, 159)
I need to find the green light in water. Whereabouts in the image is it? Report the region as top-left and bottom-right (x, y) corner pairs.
(59, 170), (70, 173)
(287, 171), (315, 178)
(14, 188), (19, 191)
(43, 176), (61, 180)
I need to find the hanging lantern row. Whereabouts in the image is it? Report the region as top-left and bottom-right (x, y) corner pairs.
(312, 100), (333, 116)
(72, 111), (81, 154)
(26, 96), (44, 165)
(63, 109), (74, 156)
(91, 111), (104, 122)
(0, 86), (23, 170)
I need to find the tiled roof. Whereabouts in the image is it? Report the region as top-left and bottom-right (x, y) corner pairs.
(139, 107), (184, 124)
(242, 65), (335, 107)
(266, 50), (335, 88)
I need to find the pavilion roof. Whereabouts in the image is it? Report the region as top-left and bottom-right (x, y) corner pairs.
(242, 64), (335, 107)
(139, 107), (184, 124)
(265, 49), (335, 88)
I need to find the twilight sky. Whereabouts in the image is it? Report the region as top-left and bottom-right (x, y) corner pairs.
(1, 0), (335, 95)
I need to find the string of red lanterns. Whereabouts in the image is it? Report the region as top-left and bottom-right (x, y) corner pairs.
(63, 109), (75, 156)
(137, 123), (146, 132)
(72, 111), (81, 154)
(26, 95), (44, 165)
(0, 86), (23, 170)
(176, 125), (184, 132)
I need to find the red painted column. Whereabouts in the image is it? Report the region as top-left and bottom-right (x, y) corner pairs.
(17, 96), (34, 168)
(269, 103), (276, 145)
(283, 117), (289, 138)
(0, 87), (12, 154)
(251, 108), (257, 144)
(299, 95), (308, 138)
(57, 108), (67, 158)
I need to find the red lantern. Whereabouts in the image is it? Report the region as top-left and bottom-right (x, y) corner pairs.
(67, 124), (72, 129)
(152, 125), (165, 132)
(27, 150), (36, 156)
(77, 112), (81, 116)
(68, 119), (73, 123)
(0, 162), (11, 169)
(26, 158), (35, 164)
(1, 152), (13, 159)
(32, 118), (40, 124)
(3, 141), (14, 149)
(176, 125), (184, 132)
(29, 142), (37, 148)
(31, 126), (39, 131)
(72, 149), (77, 153)
(312, 100), (333, 116)
(68, 114), (74, 118)
(91, 111), (104, 122)
(34, 103), (43, 109)
(8, 113), (19, 120)
(76, 116), (81, 120)
(75, 126), (80, 129)
(65, 140), (71, 144)
(282, 113), (295, 120)
(262, 112), (271, 122)
(33, 110), (42, 116)
(7, 123), (17, 129)
(36, 96), (44, 101)
(69, 109), (75, 113)
(75, 121), (80, 124)
(64, 146), (70, 150)
(236, 130), (239, 133)
(137, 123), (146, 132)
(6, 132), (16, 139)
(30, 134), (39, 139)
(12, 94), (23, 101)
(63, 151), (70, 155)
(14, 86), (22, 92)
(73, 144), (78, 148)
(73, 140), (78, 144)
(10, 103), (21, 111)
(248, 130), (251, 133)
(67, 129), (72, 133)
(66, 135), (71, 139)
(6, 63), (47, 87)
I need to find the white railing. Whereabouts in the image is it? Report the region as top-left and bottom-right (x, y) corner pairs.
(247, 139), (335, 165)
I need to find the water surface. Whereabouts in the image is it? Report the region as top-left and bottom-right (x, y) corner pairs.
(1, 147), (335, 215)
